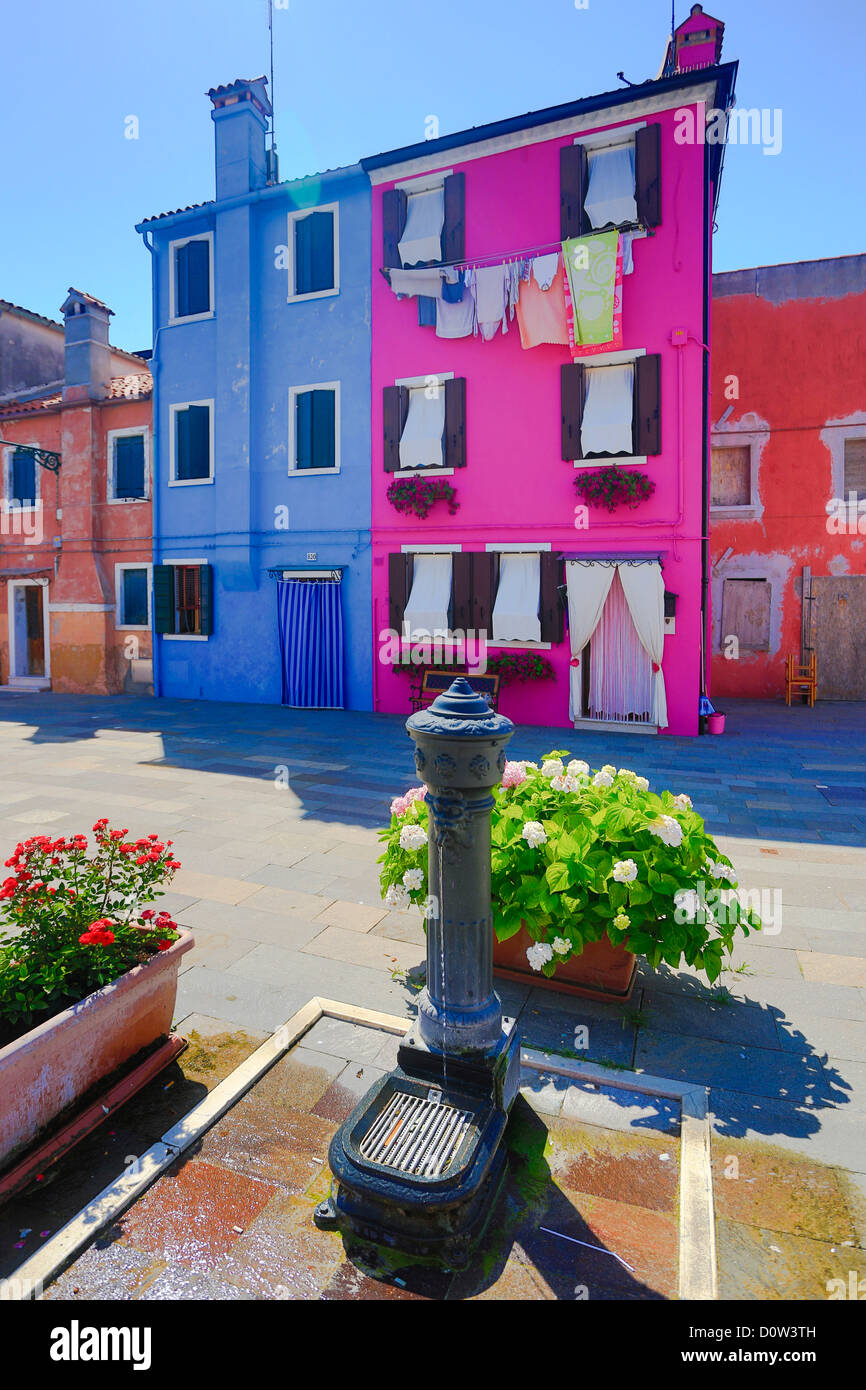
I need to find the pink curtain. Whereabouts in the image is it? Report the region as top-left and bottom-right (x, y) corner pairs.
(588, 570), (652, 722)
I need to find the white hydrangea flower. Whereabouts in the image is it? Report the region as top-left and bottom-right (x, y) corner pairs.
(567, 759), (589, 778)
(612, 859), (638, 883)
(522, 821), (548, 848)
(402, 868), (424, 891)
(613, 912), (631, 931)
(634, 776), (650, 792)
(672, 793), (693, 811)
(551, 773), (581, 793)
(384, 884), (411, 911)
(674, 888), (701, 921)
(648, 816), (684, 848)
(592, 770), (614, 788)
(541, 758), (564, 779)
(617, 768), (636, 780)
(526, 941), (554, 971)
(399, 824), (427, 852)
(601, 764), (617, 777)
(706, 859), (735, 883)
(552, 937), (571, 956)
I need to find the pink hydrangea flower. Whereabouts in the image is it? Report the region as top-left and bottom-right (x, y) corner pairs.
(390, 786), (426, 818)
(501, 761), (528, 789)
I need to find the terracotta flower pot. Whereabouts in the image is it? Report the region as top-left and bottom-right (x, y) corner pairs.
(0, 928), (194, 1171)
(493, 924), (637, 1003)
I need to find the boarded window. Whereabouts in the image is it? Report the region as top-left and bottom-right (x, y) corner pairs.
(721, 578), (770, 652)
(843, 438), (866, 501)
(711, 446), (751, 507)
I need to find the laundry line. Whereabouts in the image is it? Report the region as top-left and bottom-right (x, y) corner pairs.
(378, 221), (646, 279)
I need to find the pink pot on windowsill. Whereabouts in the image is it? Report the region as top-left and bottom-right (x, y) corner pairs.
(0, 927), (194, 1172)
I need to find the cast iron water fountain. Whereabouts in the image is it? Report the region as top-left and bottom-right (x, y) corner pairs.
(314, 678), (521, 1265)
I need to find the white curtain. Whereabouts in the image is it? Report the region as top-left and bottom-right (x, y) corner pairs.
(589, 570), (653, 722)
(398, 187), (445, 266)
(585, 143), (637, 229)
(399, 386), (445, 471)
(581, 363), (634, 457)
(617, 562), (668, 728)
(403, 554), (452, 640)
(492, 553), (542, 643)
(565, 561), (616, 719)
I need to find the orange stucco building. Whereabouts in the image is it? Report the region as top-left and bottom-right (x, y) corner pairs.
(710, 255), (866, 702)
(0, 290), (153, 694)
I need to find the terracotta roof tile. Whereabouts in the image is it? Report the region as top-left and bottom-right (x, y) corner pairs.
(0, 373), (151, 419)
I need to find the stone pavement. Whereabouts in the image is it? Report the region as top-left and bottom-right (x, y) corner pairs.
(0, 691), (864, 1256)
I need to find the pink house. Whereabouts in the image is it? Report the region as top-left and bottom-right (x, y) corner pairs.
(363, 13), (736, 736)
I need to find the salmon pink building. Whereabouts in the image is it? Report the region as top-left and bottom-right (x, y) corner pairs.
(710, 254), (866, 702)
(0, 290), (153, 694)
(363, 9), (736, 735)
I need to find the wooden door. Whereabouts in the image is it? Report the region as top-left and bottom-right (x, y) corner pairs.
(810, 576), (866, 699)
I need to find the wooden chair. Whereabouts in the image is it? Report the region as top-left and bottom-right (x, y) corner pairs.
(410, 668), (501, 713)
(785, 652), (817, 706)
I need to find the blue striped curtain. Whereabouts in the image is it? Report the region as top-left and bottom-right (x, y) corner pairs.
(277, 580), (344, 708)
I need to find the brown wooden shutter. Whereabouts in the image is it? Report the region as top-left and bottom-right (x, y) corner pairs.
(635, 124), (661, 228)
(561, 362), (586, 460)
(721, 578), (770, 652)
(472, 552), (495, 640)
(388, 552), (410, 634)
(451, 552), (473, 635)
(382, 187), (407, 268)
(539, 552), (564, 644)
(383, 385), (408, 472)
(844, 438), (866, 501)
(442, 172), (465, 263)
(711, 446), (751, 506)
(634, 354), (661, 456)
(444, 377), (466, 469)
(560, 143), (589, 239)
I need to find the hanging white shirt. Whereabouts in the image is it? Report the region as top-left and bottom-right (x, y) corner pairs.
(492, 553), (542, 643)
(580, 363), (635, 457)
(403, 553), (452, 640)
(585, 144), (638, 229)
(398, 187), (445, 266)
(398, 385), (446, 471)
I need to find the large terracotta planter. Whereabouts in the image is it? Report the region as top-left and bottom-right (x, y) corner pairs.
(493, 925), (637, 1002)
(0, 928), (194, 1171)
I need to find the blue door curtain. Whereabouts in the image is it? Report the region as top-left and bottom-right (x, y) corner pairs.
(277, 579), (344, 708)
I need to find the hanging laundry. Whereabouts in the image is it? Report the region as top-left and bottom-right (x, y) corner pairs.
(435, 268), (476, 338)
(562, 230), (622, 353)
(388, 267), (445, 298)
(398, 186), (445, 266)
(516, 257), (569, 349)
(531, 253), (560, 291)
(471, 264), (510, 340)
(621, 230), (635, 276)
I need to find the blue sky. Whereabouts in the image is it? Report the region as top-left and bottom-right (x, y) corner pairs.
(1, 0), (862, 352)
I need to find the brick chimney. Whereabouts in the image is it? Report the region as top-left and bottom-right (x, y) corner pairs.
(673, 5), (725, 73)
(60, 288), (113, 403)
(207, 77), (272, 200)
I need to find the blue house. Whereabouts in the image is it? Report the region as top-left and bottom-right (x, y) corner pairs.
(136, 77), (372, 709)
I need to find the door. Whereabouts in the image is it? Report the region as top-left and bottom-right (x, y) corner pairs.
(810, 576), (866, 699)
(9, 580), (49, 680)
(277, 579), (344, 708)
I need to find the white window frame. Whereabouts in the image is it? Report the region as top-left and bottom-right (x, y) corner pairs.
(288, 381), (341, 476)
(711, 413), (770, 522)
(168, 400), (215, 487)
(114, 562), (153, 631)
(106, 426), (150, 504)
(484, 544), (552, 651)
(572, 125), (649, 241)
(7, 577), (51, 680)
(286, 203), (340, 303)
(3, 442), (42, 512)
(160, 557), (210, 642)
(573, 351), (647, 469)
(168, 231), (214, 326)
(392, 371), (454, 478)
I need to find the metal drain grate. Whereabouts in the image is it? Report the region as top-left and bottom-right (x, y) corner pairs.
(359, 1091), (473, 1178)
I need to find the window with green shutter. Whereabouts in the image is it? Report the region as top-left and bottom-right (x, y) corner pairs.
(289, 206), (337, 298)
(10, 449), (37, 507)
(174, 404), (211, 481)
(293, 386), (338, 471)
(113, 434), (146, 500)
(153, 564), (213, 637)
(174, 237), (211, 318)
